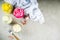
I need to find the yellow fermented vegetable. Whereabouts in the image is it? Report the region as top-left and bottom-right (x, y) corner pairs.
(2, 3), (13, 14)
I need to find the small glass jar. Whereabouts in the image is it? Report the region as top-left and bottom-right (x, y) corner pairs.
(2, 15), (13, 24)
(12, 24), (21, 32)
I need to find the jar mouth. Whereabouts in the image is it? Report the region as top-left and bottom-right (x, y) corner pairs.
(2, 15), (13, 24)
(13, 24), (21, 32)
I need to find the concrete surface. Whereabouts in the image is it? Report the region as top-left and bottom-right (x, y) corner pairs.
(0, 1), (60, 40)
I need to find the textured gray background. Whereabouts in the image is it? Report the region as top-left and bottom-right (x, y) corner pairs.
(0, 0), (60, 40)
